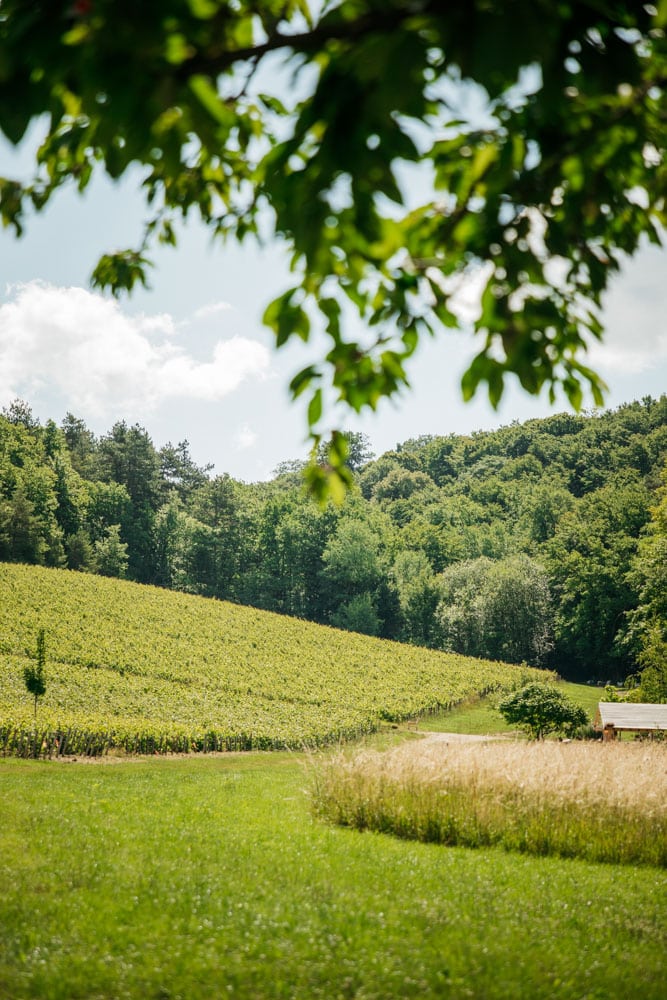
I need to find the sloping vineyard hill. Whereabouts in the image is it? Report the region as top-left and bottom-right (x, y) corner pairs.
(0, 564), (545, 756)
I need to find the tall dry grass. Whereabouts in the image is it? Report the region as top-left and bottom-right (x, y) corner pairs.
(312, 738), (667, 866)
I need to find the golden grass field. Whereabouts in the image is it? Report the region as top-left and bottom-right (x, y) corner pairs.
(312, 737), (667, 866)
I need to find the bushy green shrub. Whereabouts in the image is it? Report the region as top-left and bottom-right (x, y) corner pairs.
(498, 683), (588, 740)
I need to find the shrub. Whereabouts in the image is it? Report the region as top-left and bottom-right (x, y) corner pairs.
(498, 683), (588, 740)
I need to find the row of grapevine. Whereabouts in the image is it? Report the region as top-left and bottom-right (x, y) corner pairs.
(0, 719), (380, 758)
(0, 564), (549, 756)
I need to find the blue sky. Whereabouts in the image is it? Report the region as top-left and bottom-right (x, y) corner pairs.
(1, 126), (666, 481)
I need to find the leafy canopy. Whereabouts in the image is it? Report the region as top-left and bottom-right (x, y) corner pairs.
(1, 1), (666, 492)
(624, 464), (667, 700)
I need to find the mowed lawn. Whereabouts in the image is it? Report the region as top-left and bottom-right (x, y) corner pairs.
(1, 753), (665, 1000)
(418, 680), (603, 735)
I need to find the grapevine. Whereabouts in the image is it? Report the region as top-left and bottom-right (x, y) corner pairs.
(0, 564), (548, 757)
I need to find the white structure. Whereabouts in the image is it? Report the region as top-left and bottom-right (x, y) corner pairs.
(595, 702), (667, 741)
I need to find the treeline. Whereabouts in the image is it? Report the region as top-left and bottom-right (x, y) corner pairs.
(1, 396), (665, 685)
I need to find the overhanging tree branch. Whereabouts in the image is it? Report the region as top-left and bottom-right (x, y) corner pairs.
(0, 0), (665, 497)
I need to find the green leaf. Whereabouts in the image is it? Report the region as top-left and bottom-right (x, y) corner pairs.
(62, 23), (92, 46)
(487, 367), (504, 408)
(0, 178), (25, 234)
(165, 33), (195, 66)
(189, 76), (229, 126)
(188, 0), (221, 18)
(455, 142), (499, 203)
(91, 251), (152, 295)
(259, 94), (288, 115)
(289, 366), (320, 400)
(461, 352), (493, 402)
(263, 289), (311, 348)
(307, 388), (323, 429)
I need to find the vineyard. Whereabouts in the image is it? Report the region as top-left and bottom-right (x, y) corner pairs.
(0, 563), (544, 756)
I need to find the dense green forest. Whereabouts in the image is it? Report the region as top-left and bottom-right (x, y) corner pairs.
(1, 396), (665, 685)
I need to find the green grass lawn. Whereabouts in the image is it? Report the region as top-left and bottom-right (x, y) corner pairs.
(416, 695), (516, 734)
(1, 753), (665, 1000)
(559, 681), (606, 716)
(417, 680), (603, 735)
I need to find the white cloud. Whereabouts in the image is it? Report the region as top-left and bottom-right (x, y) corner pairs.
(591, 248), (667, 374)
(0, 281), (270, 415)
(587, 331), (667, 375)
(235, 424), (258, 450)
(190, 301), (233, 323)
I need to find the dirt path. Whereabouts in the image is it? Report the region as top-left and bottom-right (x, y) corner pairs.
(45, 731), (508, 762)
(419, 731), (510, 743)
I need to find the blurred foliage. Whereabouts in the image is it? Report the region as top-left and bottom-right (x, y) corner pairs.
(1, 2), (666, 493)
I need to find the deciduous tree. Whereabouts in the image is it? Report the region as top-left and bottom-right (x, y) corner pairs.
(437, 554), (554, 665)
(2, 2), (665, 491)
(623, 466), (667, 700)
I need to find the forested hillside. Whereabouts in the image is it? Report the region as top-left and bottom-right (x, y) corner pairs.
(1, 396), (665, 684)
